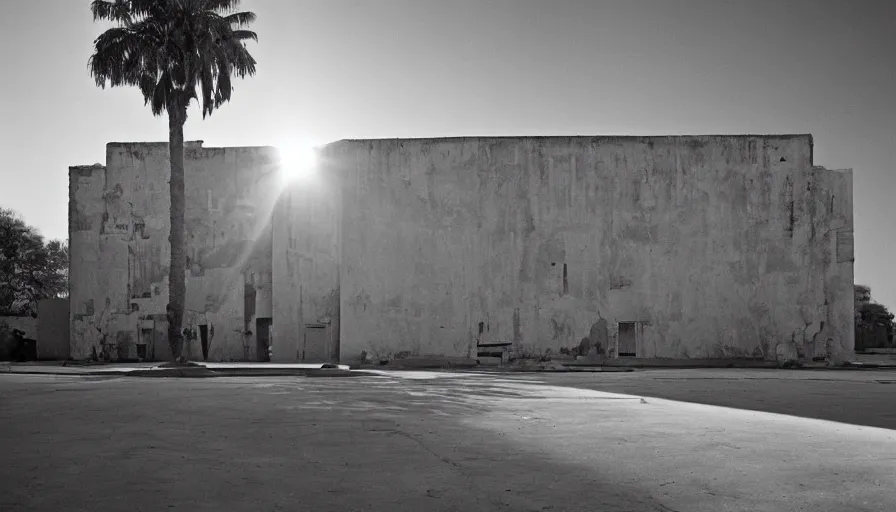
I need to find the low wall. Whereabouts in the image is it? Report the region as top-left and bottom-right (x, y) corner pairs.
(0, 316), (38, 361)
(1, 300), (70, 361)
(38, 299), (70, 360)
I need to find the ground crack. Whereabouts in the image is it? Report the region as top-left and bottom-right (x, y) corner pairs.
(377, 428), (461, 468)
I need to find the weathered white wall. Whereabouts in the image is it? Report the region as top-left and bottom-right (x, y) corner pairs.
(271, 164), (341, 362)
(69, 142), (279, 361)
(330, 135), (854, 364)
(70, 135), (855, 364)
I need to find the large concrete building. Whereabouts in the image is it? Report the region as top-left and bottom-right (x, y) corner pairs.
(68, 135), (855, 364)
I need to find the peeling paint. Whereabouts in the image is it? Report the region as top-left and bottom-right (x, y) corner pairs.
(331, 135), (854, 363)
(70, 136), (854, 364)
(69, 142), (279, 361)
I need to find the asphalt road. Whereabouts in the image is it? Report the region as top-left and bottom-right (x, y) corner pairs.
(1, 369), (894, 512)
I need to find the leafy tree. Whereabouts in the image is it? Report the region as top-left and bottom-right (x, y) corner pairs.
(854, 284), (871, 305)
(88, 0), (258, 360)
(0, 209), (68, 316)
(855, 284), (895, 348)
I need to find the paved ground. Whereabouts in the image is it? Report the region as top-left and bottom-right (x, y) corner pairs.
(526, 368), (896, 430)
(1, 369), (894, 512)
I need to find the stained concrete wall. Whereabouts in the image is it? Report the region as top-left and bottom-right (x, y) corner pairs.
(69, 142), (279, 361)
(37, 299), (69, 360)
(330, 135), (854, 364)
(271, 165), (341, 362)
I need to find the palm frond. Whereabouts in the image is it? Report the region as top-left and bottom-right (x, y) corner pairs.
(90, 0), (132, 23)
(89, 27), (154, 89)
(150, 72), (174, 116)
(231, 29), (258, 42)
(225, 11), (256, 27)
(203, 0), (243, 13)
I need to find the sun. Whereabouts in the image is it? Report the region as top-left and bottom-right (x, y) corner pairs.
(276, 139), (319, 182)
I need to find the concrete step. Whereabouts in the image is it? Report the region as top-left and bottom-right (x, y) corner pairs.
(852, 353), (896, 363)
(382, 356), (479, 370)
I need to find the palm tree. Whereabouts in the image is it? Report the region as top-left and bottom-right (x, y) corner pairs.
(88, 0), (258, 361)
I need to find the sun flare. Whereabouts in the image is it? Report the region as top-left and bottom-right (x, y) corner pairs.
(276, 139), (319, 182)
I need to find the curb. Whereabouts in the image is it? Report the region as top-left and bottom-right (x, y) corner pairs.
(465, 366), (637, 373)
(353, 363), (896, 373)
(1, 367), (363, 378)
(126, 368), (220, 378)
(7, 361), (893, 377)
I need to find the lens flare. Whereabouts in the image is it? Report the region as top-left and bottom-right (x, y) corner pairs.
(277, 139), (318, 182)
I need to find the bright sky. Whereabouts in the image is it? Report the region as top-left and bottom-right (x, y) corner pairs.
(0, 0), (893, 310)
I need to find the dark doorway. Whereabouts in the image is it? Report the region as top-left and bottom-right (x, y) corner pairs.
(199, 325), (209, 360)
(256, 318), (272, 362)
(138, 328), (152, 360)
(618, 322), (637, 357)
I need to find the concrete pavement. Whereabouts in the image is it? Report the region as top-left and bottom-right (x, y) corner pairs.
(1, 369), (894, 511)
(521, 368), (896, 430)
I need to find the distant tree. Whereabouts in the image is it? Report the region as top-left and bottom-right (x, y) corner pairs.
(855, 284), (895, 348)
(88, 0), (258, 361)
(854, 284), (872, 306)
(0, 209), (68, 316)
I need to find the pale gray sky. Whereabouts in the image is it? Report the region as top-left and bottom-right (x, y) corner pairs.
(1, 0), (893, 309)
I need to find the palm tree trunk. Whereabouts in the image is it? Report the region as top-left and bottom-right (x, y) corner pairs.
(166, 104), (187, 362)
